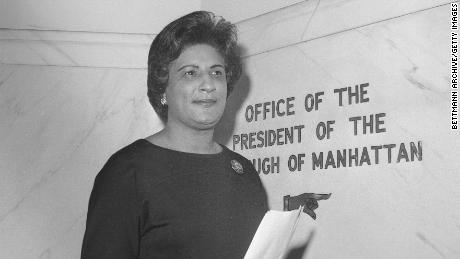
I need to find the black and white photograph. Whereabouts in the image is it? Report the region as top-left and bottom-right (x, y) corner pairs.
(0, 0), (458, 258)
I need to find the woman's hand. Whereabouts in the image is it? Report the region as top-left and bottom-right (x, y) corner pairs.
(283, 193), (331, 220)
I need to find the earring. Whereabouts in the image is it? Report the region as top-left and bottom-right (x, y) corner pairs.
(160, 95), (167, 106)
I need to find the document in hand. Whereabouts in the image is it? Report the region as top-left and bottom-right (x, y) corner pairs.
(244, 206), (314, 259)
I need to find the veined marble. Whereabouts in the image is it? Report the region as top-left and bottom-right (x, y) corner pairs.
(0, 30), (153, 68)
(0, 0), (453, 68)
(0, 0), (200, 34)
(217, 3), (459, 259)
(0, 1), (457, 258)
(0, 65), (162, 258)
(237, 0), (453, 57)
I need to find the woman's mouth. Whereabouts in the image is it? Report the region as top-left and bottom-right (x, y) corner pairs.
(193, 99), (217, 107)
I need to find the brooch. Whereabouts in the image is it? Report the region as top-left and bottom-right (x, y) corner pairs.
(231, 159), (244, 174)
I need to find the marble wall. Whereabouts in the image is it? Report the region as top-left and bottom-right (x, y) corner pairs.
(0, 0), (200, 33)
(0, 0), (458, 258)
(201, 0), (304, 23)
(0, 65), (163, 258)
(219, 1), (459, 258)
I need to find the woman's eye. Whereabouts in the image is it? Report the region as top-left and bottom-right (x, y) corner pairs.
(185, 70), (196, 76)
(211, 70), (224, 77)
(183, 70), (199, 78)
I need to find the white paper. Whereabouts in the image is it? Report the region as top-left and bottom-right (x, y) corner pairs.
(244, 206), (311, 259)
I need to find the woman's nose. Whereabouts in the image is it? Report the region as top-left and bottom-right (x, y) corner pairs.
(199, 75), (216, 92)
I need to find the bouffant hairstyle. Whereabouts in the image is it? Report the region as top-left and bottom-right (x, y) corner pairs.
(147, 11), (242, 122)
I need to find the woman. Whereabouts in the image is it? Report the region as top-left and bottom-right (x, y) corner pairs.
(81, 11), (324, 259)
(82, 11), (267, 259)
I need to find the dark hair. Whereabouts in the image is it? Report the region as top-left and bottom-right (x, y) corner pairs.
(147, 11), (242, 122)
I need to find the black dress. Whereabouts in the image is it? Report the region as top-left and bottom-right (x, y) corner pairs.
(81, 139), (268, 259)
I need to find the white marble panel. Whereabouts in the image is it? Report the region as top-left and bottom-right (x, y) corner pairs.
(0, 30), (153, 68)
(0, 0), (452, 69)
(202, 0), (304, 23)
(216, 3), (458, 259)
(0, 0), (200, 34)
(0, 65), (162, 258)
(237, 0), (452, 57)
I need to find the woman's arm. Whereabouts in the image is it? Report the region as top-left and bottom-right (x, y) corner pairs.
(81, 154), (140, 259)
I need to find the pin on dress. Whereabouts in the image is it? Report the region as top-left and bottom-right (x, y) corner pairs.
(231, 159), (244, 174)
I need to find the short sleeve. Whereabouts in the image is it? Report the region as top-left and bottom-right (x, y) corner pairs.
(81, 154), (140, 259)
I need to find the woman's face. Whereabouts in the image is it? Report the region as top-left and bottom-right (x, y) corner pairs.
(165, 44), (227, 130)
